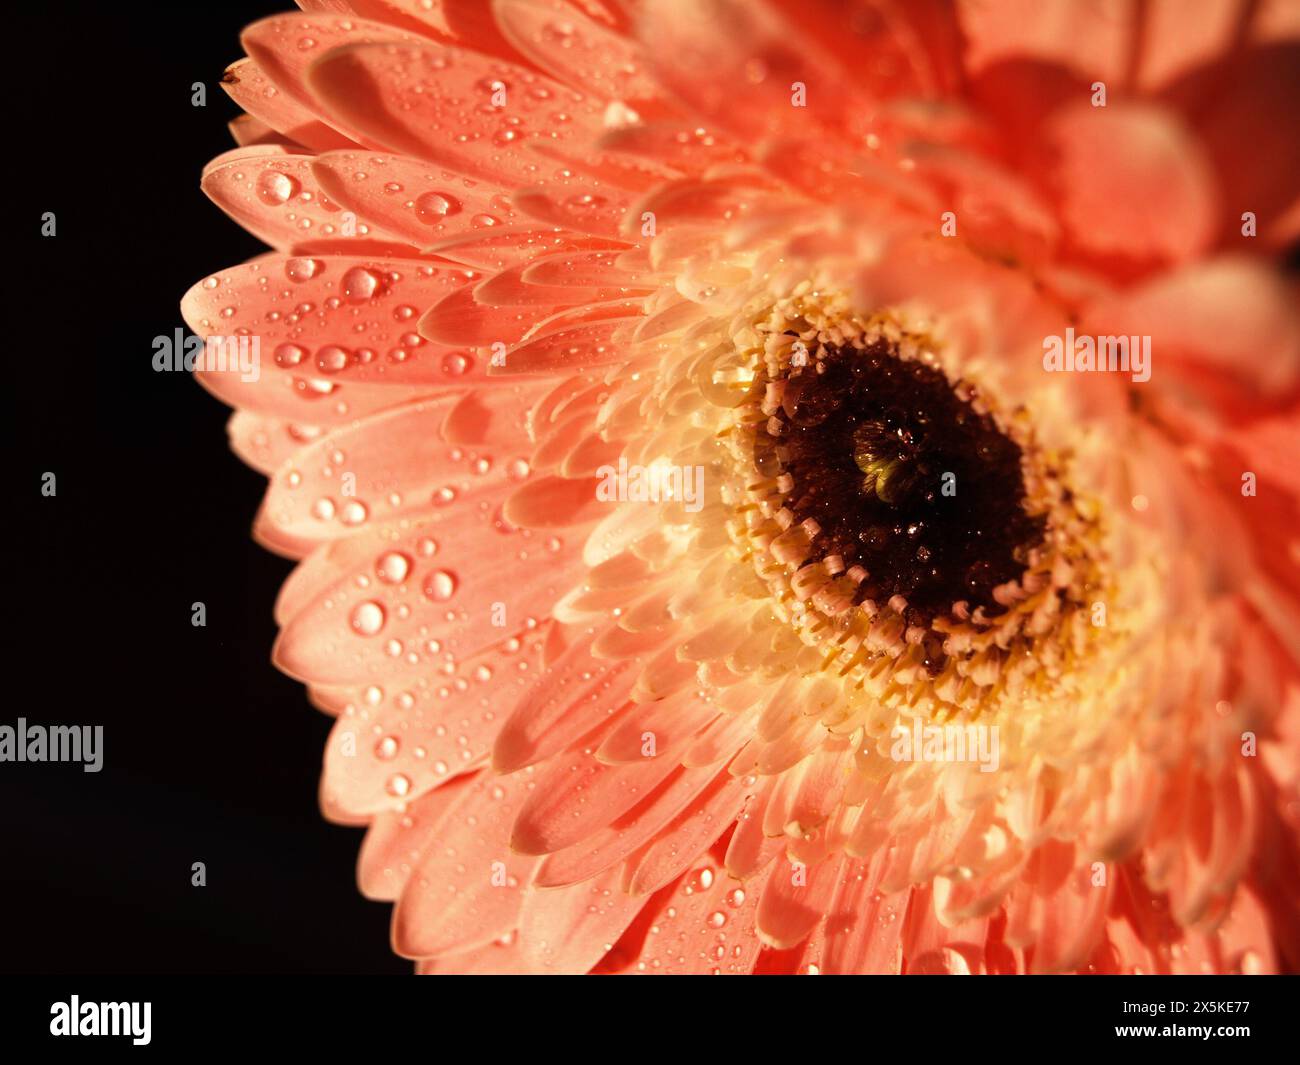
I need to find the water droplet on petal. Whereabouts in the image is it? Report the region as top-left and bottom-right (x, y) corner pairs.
(422, 571), (457, 602)
(441, 352), (473, 377)
(350, 600), (386, 636)
(274, 343), (307, 367)
(375, 552), (411, 584)
(341, 266), (381, 303)
(257, 170), (299, 205)
(285, 257), (322, 282)
(415, 191), (462, 223)
(340, 500), (368, 526)
(315, 345), (350, 374)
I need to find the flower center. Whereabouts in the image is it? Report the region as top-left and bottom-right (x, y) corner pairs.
(760, 337), (1045, 626)
(710, 293), (1113, 720)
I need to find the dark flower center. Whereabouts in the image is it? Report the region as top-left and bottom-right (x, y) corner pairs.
(767, 337), (1044, 623)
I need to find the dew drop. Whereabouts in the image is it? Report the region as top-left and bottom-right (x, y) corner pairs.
(415, 191), (462, 223)
(341, 266), (381, 303)
(274, 343), (307, 368)
(350, 600), (386, 636)
(422, 570), (458, 602)
(315, 345), (350, 374)
(375, 552), (412, 584)
(441, 352), (473, 377)
(340, 500), (368, 526)
(257, 170), (299, 205)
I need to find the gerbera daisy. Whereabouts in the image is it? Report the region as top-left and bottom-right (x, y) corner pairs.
(182, 0), (1300, 974)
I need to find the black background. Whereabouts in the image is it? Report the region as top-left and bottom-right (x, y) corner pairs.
(8, 2), (406, 973)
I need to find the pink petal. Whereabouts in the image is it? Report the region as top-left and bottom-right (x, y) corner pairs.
(182, 255), (489, 388)
(494, 0), (668, 103)
(201, 150), (386, 252)
(511, 738), (684, 855)
(755, 852), (844, 950)
(304, 41), (605, 187)
(822, 858), (910, 974)
(357, 774), (473, 900)
(255, 397), (540, 548)
(503, 474), (608, 526)
(493, 624), (641, 772)
(310, 150), (523, 248)
(516, 864), (647, 973)
(625, 771), (754, 895)
(221, 58), (356, 152)
(533, 764), (724, 888)
(637, 0), (878, 144)
(1044, 102), (1217, 271)
(196, 367), (404, 432)
(595, 688), (720, 764)
(392, 767), (541, 957)
(243, 14), (423, 147)
(319, 633), (548, 815)
(600, 843), (770, 974)
(273, 503), (589, 685)
(226, 411), (315, 475)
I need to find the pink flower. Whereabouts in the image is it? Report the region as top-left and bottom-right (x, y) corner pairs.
(184, 0), (1300, 973)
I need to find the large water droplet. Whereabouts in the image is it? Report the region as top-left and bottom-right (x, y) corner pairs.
(315, 345), (350, 374)
(415, 191), (462, 224)
(422, 571), (457, 602)
(340, 500), (368, 526)
(284, 257), (322, 282)
(274, 343), (307, 368)
(350, 600), (386, 636)
(257, 170), (299, 205)
(341, 266), (381, 303)
(441, 352), (473, 376)
(376, 552), (411, 584)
